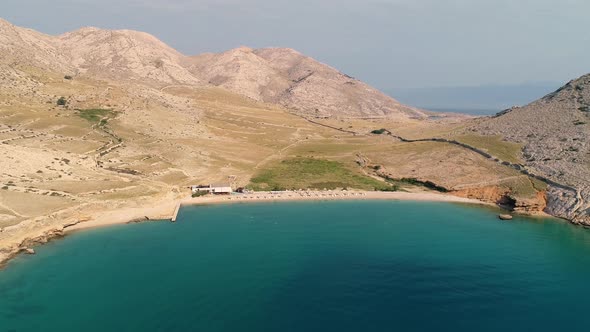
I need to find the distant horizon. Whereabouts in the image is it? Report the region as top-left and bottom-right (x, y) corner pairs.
(387, 81), (563, 113)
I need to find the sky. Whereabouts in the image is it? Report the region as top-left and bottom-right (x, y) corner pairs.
(1, 0), (589, 95)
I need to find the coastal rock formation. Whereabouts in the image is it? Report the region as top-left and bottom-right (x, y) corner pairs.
(513, 191), (547, 214)
(0, 228), (65, 267)
(451, 186), (546, 214)
(469, 74), (590, 224)
(452, 186), (509, 205)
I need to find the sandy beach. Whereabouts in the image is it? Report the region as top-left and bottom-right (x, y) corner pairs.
(181, 190), (491, 207)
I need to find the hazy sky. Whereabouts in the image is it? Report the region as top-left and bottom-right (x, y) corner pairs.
(1, 0), (589, 89)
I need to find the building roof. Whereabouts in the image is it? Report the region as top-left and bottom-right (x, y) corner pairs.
(210, 183), (231, 188)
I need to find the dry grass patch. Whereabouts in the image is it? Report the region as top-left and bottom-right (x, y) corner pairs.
(0, 191), (76, 217)
(452, 134), (523, 164)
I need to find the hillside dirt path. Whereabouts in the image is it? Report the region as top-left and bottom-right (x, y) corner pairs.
(299, 116), (578, 194)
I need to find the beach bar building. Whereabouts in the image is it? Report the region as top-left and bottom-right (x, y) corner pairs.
(191, 183), (233, 195)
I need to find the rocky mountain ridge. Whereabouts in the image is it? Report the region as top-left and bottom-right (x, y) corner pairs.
(0, 18), (421, 119)
(186, 47), (426, 118)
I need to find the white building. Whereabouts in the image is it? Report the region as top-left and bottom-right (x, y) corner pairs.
(191, 183), (232, 195)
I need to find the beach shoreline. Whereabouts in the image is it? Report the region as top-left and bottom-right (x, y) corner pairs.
(68, 190), (494, 231)
(0, 189), (532, 268)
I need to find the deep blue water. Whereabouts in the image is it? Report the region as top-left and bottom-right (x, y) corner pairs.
(2, 201), (590, 331)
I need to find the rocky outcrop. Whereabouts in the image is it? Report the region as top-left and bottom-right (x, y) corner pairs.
(452, 186), (509, 205)
(513, 190), (547, 214)
(545, 186), (590, 226)
(452, 185), (547, 215)
(0, 227), (68, 268)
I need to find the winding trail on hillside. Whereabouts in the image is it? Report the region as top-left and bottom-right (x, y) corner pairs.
(293, 114), (359, 135)
(297, 116), (582, 214)
(392, 133), (582, 219)
(380, 130), (578, 194)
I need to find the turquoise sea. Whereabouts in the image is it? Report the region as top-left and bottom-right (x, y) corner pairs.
(2, 201), (590, 331)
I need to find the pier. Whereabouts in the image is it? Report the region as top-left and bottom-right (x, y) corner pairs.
(171, 202), (181, 222)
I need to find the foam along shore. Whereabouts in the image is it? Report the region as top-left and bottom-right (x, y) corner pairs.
(1, 190), (491, 267)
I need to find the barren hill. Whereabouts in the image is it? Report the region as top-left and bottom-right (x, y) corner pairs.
(187, 47), (426, 119)
(469, 73), (590, 223)
(0, 19), (421, 119)
(0, 18), (68, 70)
(58, 27), (202, 85)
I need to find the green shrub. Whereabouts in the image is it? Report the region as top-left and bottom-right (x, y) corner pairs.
(76, 109), (114, 123)
(397, 177), (449, 192)
(379, 185), (399, 192)
(64, 75), (73, 80)
(371, 128), (387, 135)
(192, 191), (209, 198)
(57, 97), (67, 106)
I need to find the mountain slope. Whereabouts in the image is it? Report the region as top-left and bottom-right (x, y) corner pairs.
(186, 47), (426, 119)
(1, 19), (421, 119)
(0, 18), (68, 70)
(255, 48), (426, 119)
(470, 73), (590, 223)
(58, 27), (202, 85)
(184, 47), (289, 102)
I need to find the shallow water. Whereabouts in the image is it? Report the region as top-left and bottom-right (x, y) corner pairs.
(2, 201), (590, 331)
